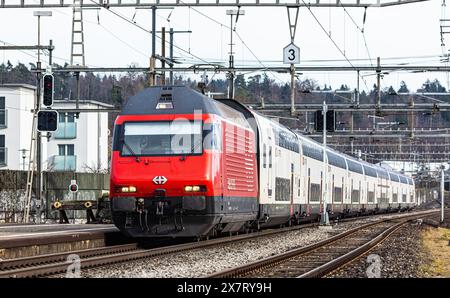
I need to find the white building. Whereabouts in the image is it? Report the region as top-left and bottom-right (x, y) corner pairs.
(0, 84), (113, 172)
(0, 84), (35, 170)
(47, 100), (112, 172)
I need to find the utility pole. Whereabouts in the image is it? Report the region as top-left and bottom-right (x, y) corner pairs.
(441, 167), (445, 223)
(161, 27), (166, 85)
(322, 100), (329, 225)
(33, 11), (51, 223)
(169, 28), (174, 85)
(285, 7), (299, 116)
(150, 6), (157, 86)
(376, 57), (382, 116)
(226, 9), (245, 99)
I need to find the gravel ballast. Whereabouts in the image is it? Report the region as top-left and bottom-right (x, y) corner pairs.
(327, 221), (426, 278)
(79, 213), (424, 278)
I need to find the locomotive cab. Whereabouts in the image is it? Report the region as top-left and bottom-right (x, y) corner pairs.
(110, 86), (258, 237)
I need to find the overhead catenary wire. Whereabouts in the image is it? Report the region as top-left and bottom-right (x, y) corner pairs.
(179, 1), (285, 84)
(87, 0), (215, 67)
(301, 0), (370, 92)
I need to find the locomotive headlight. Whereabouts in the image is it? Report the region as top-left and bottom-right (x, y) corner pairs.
(120, 186), (136, 193)
(184, 185), (205, 192)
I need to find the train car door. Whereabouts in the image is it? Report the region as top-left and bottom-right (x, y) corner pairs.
(267, 128), (274, 199)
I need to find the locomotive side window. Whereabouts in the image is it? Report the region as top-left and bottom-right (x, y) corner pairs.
(121, 120), (203, 156)
(203, 122), (221, 150)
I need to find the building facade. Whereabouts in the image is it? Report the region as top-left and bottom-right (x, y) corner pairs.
(0, 84), (35, 170)
(47, 100), (112, 172)
(0, 84), (112, 172)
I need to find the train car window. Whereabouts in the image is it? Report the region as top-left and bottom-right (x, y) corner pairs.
(376, 168), (389, 180)
(302, 142), (323, 161)
(346, 159), (363, 174)
(310, 183), (321, 202)
(275, 178), (291, 201)
(327, 151), (347, 169)
(333, 187), (342, 202)
(121, 120), (203, 156)
(263, 144), (267, 168)
(389, 173), (400, 183)
(368, 191), (375, 203)
(362, 165), (377, 177)
(399, 175), (408, 184)
(402, 194), (407, 203)
(351, 190), (360, 203)
(269, 146), (272, 168)
(272, 124), (299, 153)
(393, 193), (398, 203)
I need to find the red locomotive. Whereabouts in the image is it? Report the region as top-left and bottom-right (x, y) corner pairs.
(110, 86), (258, 237)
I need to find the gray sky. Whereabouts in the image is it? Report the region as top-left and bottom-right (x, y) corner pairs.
(0, 0), (448, 92)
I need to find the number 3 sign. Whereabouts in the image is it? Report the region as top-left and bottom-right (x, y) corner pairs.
(283, 43), (300, 64)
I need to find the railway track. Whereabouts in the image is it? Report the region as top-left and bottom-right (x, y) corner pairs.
(0, 210), (435, 278)
(207, 211), (437, 278)
(0, 221), (322, 277)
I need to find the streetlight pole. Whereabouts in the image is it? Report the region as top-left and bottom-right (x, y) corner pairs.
(34, 11), (52, 63)
(33, 10), (52, 224)
(322, 100), (330, 225)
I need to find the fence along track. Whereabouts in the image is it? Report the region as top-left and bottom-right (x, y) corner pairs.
(207, 211), (437, 278)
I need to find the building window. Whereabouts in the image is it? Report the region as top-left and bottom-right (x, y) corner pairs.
(58, 144), (75, 156)
(0, 97), (6, 128)
(53, 144), (76, 171)
(0, 135), (6, 166)
(59, 112), (75, 123)
(55, 113), (76, 139)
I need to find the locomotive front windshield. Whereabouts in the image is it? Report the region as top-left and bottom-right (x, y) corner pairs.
(121, 121), (203, 156)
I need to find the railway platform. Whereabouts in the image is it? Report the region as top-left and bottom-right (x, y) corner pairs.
(0, 223), (123, 259)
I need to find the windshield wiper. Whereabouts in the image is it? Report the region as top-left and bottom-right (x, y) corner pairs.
(180, 138), (202, 160)
(121, 138), (140, 163)
(191, 137), (202, 154)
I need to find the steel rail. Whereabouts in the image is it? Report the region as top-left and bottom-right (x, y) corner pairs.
(297, 220), (410, 278)
(0, 222), (318, 278)
(207, 210), (437, 278)
(0, 243), (139, 271)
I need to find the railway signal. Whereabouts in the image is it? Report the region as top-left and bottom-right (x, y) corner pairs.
(42, 74), (54, 106)
(69, 180), (78, 193)
(314, 110), (335, 132)
(37, 110), (58, 132)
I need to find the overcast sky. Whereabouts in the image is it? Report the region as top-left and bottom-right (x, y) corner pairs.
(0, 0), (448, 92)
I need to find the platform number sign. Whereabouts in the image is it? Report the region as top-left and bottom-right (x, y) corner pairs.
(283, 43), (300, 64)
